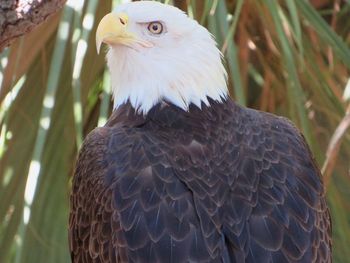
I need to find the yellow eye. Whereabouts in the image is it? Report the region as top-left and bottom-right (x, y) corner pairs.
(148, 22), (163, 34)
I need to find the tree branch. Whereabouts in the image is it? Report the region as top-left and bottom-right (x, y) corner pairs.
(0, 0), (66, 52)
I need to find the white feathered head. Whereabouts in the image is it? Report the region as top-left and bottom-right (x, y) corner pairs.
(96, 1), (227, 114)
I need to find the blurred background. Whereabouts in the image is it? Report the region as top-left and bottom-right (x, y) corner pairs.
(0, 0), (349, 262)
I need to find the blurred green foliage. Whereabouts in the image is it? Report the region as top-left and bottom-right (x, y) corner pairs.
(0, 0), (349, 262)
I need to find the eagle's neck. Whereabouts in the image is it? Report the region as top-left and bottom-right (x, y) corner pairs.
(107, 44), (228, 115)
(106, 96), (237, 129)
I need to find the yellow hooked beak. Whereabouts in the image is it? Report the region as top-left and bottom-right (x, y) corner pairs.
(96, 12), (152, 54)
(96, 13), (131, 53)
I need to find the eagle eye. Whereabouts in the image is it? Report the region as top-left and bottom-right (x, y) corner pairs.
(148, 21), (163, 35)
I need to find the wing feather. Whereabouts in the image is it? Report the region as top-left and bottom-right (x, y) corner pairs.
(220, 111), (331, 262)
(69, 126), (221, 262)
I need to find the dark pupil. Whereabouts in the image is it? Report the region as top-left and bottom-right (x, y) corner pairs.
(152, 24), (159, 31)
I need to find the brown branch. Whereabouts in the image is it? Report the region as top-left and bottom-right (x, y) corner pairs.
(0, 0), (67, 52)
(0, 11), (61, 104)
(322, 104), (350, 188)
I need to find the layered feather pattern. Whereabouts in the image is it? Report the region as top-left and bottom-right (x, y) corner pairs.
(69, 98), (331, 262)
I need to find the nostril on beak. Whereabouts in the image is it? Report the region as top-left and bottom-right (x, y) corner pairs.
(118, 13), (128, 26)
(119, 17), (126, 25)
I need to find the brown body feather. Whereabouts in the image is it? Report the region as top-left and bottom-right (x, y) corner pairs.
(69, 98), (331, 262)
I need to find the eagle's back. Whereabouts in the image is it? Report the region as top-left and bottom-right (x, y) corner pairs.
(69, 98), (331, 262)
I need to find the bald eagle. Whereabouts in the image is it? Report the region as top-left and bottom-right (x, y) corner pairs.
(69, 1), (332, 262)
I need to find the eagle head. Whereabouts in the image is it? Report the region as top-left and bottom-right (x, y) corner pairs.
(96, 1), (227, 114)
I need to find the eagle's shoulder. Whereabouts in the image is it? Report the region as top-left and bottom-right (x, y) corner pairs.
(239, 106), (311, 155)
(243, 106), (301, 135)
(74, 127), (114, 171)
(72, 124), (150, 195)
(237, 106), (325, 199)
(76, 124), (143, 163)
